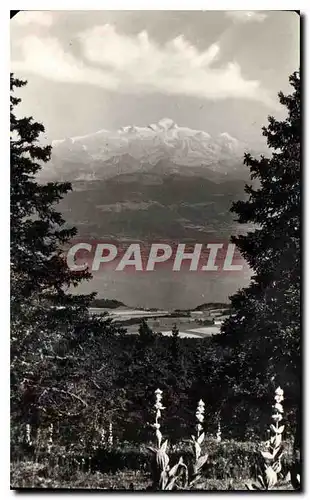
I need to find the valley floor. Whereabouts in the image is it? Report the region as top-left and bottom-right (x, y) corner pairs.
(89, 304), (228, 337)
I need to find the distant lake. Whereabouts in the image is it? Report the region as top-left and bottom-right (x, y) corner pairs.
(73, 268), (252, 310)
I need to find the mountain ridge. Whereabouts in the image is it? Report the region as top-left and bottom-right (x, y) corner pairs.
(42, 118), (265, 183)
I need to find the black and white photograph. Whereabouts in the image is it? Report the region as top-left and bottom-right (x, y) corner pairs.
(10, 9), (301, 491)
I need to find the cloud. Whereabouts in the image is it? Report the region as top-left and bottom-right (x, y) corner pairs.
(13, 11), (53, 27)
(225, 11), (267, 23)
(12, 36), (118, 88)
(11, 25), (273, 105)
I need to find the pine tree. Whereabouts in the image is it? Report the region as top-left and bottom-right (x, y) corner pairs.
(10, 74), (116, 425)
(10, 75), (95, 332)
(220, 71), (300, 436)
(171, 323), (179, 338)
(170, 323), (180, 364)
(138, 318), (156, 341)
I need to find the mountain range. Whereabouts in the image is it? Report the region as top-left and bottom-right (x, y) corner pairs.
(41, 119), (261, 240)
(41, 118), (265, 183)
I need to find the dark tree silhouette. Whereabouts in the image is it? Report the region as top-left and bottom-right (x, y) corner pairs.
(10, 74), (118, 427)
(220, 71), (300, 442)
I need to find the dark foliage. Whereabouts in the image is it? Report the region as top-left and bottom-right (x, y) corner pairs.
(218, 71), (300, 443)
(10, 74), (122, 431)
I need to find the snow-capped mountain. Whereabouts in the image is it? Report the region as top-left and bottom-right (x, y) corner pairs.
(43, 119), (260, 182)
(44, 118), (261, 242)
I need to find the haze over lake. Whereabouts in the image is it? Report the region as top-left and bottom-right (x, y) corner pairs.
(74, 268), (252, 310)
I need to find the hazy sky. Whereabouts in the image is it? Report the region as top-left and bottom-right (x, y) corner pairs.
(11, 10), (300, 146)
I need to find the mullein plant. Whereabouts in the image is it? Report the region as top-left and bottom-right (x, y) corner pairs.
(187, 399), (209, 489)
(216, 420), (222, 443)
(25, 423), (32, 447)
(46, 423), (53, 455)
(100, 428), (106, 447)
(247, 387), (285, 490)
(147, 389), (186, 490)
(108, 422), (113, 447)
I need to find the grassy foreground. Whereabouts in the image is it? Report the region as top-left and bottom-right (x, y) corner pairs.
(10, 388), (299, 491)
(11, 462), (294, 490)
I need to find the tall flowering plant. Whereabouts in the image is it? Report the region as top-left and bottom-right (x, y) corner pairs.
(247, 387), (285, 490)
(153, 389), (164, 448)
(147, 389), (185, 490)
(108, 422), (113, 447)
(216, 420), (222, 443)
(187, 399), (209, 488)
(25, 424), (32, 447)
(46, 423), (53, 455)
